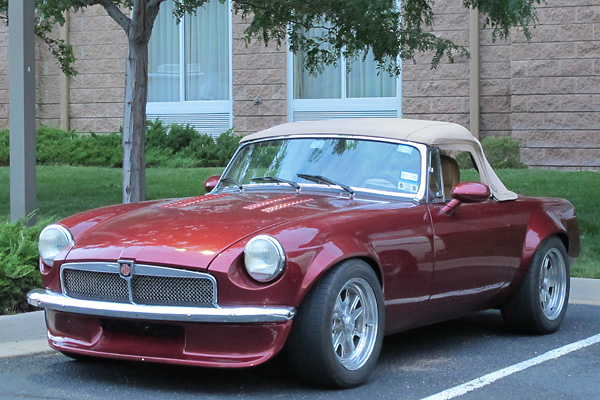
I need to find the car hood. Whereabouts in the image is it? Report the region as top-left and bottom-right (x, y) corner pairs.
(65, 191), (369, 270)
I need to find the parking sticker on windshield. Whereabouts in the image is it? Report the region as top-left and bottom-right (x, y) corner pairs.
(397, 144), (414, 154)
(400, 171), (419, 182)
(398, 171), (419, 193)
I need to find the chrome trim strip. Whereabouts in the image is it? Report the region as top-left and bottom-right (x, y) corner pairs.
(27, 289), (295, 323)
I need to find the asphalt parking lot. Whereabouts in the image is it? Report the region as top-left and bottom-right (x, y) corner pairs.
(0, 302), (598, 400)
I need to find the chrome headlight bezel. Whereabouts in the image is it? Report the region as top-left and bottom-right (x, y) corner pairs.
(38, 224), (74, 266)
(243, 235), (286, 283)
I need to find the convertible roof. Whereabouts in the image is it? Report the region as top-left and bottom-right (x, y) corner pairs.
(240, 118), (476, 146)
(240, 119), (517, 201)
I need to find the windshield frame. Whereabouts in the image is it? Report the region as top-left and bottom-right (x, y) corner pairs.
(215, 134), (429, 201)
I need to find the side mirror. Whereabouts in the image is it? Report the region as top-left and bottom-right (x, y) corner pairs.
(441, 182), (490, 215)
(204, 175), (221, 193)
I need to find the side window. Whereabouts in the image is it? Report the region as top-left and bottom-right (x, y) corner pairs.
(454, 151), (481, 183)
(435, 150), (482, 202)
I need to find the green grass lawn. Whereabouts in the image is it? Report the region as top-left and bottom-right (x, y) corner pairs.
(1, 166), (598, 278)
(494, 169), (599, 279)
(0, 166), (223, 219)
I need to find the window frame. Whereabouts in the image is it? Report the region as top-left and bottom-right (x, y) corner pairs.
(146, 0), (233, 125)
(427, 147), (445, 203)
(286, 47), (402, 122)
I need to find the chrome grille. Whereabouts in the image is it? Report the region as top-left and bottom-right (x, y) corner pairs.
(63, 269), (129, 303)
(132, 275), (215, 306)
(60, 262), (217, 307)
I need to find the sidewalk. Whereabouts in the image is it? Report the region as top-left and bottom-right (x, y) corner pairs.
(1, 278), (598, 359)
(0, 310), (50, 358)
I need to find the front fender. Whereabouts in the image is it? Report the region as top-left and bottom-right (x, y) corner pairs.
(205, 227), (382, 309)
(287, 234), (383, 308)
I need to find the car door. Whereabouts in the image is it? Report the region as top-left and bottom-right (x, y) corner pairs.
(427, 200), (528, 309)
(425, 149), (528, 310)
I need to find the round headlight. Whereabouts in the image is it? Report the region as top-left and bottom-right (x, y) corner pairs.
(38, 224), (74, 266)
(244, 235), (285, 282)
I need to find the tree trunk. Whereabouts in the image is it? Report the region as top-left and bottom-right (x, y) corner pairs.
(122, 38), (149, 203)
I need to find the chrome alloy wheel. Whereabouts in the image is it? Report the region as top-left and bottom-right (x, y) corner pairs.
(539, 248), (567, 320)
(331, 277), (379, 370)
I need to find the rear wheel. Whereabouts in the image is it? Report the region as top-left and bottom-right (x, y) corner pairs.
(287, 259), (384, 388)
(501, 237), (570, 334)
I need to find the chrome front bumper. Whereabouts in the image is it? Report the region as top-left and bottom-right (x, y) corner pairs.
(27, 289), (295, 323)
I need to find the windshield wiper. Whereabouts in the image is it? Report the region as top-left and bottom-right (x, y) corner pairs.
(220, 177), (243, 191)
(251, 176), (300, 192)
(297, 173), (354, 197)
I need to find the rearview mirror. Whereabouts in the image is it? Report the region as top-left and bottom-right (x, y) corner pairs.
(441, 182), (490, 215)
(204, 175), (221, 193)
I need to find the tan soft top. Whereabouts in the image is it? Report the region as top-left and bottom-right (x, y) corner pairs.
(241, 119), (517, 201)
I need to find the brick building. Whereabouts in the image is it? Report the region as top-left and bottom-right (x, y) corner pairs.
(0, 0), (598, 170)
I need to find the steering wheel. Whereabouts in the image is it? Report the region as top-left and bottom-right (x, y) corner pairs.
(359, 173), (398, 189)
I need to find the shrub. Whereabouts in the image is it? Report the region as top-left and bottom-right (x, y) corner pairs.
(457, 136), (528, 170)
(482, 136), (528, 169)
(145, 119), (241, 168)
(34, 126), (123, 167)
(0, 216), (53, 314)
(215, 129), (242, 166)
(72, 132), (122, 167)
(0, 123), (241, 168)
(0, 129), (9, 166)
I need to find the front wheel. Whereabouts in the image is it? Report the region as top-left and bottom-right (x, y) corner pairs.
(287, 260), (384, 388)
(501, 237), (570, 334)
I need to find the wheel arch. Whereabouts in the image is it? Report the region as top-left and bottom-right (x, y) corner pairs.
(511, 203), (577, 291)
(521, 208), (575, 270)
(291, 242), (384, 308)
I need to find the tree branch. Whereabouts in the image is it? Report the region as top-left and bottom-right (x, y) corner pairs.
(148, 0), (167, 9)
(78, 0), (131, 33)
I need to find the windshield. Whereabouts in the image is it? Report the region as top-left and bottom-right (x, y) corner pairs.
(219, 137), (423, 197)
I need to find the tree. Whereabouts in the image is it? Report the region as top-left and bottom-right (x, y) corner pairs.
(0, 0), (541, 203)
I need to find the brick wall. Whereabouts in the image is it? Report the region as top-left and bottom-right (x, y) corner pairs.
(0, 6), (127, 133)
(402, 0), (600, 170)
(510, 1), (600, 169)
(0, 23), (62, 128)
(401, 1), (471, 128)
(232, 12), (287, 136)
(37, 29), (61, 128)
(479, 18), (513, 137)
(0, 1), (598, 169)
(68, 6), (127, 133)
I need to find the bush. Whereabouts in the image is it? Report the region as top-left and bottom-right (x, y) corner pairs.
(457, 136), (528, 170)
(145, 119), (241, 168)
(0, 122), (241, 168)
(0, 129), (9, 166)
(0, 216), (53, 314)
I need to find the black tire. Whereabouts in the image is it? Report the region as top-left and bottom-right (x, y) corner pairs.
(286, 259), (385, 388)
(501, 237), (570, 334)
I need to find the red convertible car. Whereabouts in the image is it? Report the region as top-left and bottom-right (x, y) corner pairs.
(28, 119), (579, 388)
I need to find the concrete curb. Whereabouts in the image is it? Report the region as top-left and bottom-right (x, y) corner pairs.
(570, 277), (600, 306)
(0, 310), (52, 359)
(1, 278), (598, 358)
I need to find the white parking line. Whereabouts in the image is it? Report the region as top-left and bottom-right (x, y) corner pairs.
(422, 333), (600, 400)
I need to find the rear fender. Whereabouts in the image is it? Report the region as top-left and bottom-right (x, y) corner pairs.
(513, 200), (579, 288)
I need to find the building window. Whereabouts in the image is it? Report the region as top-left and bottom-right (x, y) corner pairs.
(294, 50), (397, 100)
(288, 31), (401, 121)
(147, 0), (232, 134)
